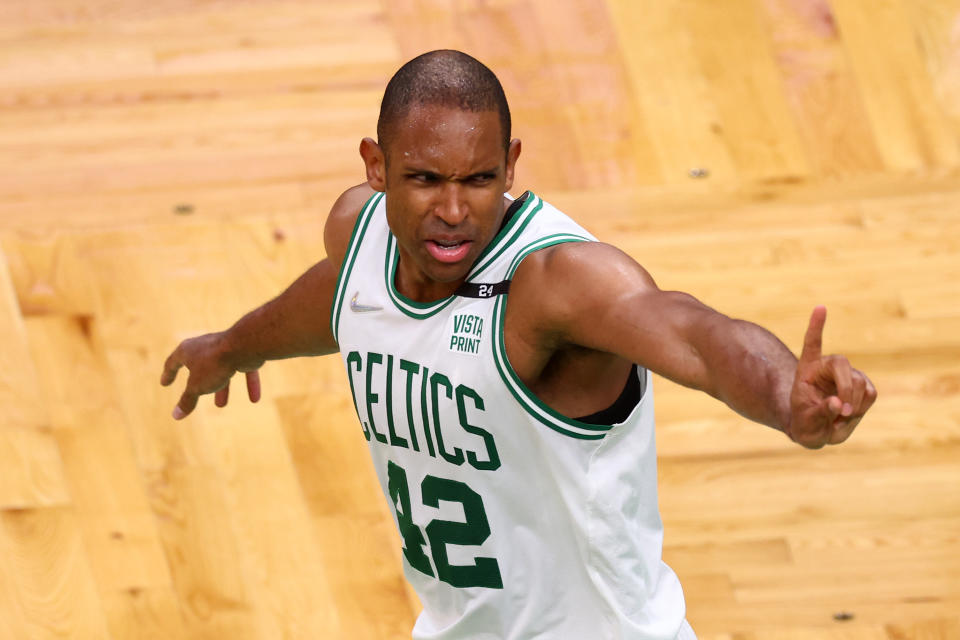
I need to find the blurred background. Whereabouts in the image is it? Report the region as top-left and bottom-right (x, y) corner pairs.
(1, 1), (958, 638)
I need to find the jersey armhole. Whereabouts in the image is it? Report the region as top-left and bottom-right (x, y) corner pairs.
(329, 191), (384, 344)
(575, 363), (647, 425)
(491, 235), (625, 441)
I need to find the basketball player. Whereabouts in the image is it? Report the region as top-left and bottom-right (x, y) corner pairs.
(161, 51), (876, 639)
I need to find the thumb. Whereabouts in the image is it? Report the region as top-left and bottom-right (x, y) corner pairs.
(800, 306), (827, 365)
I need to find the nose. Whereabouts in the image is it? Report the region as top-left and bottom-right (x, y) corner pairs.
(434, 182), (468, 226)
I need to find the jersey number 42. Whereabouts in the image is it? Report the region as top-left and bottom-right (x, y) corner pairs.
(387, 460), (504, 589)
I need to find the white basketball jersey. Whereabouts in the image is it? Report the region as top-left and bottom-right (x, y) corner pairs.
(331, 192), (689, 639)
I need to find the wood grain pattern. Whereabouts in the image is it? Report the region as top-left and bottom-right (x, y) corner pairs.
(1, 1), (958, 638)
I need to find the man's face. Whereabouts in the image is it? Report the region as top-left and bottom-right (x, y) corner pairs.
(362, 103), (521, 298)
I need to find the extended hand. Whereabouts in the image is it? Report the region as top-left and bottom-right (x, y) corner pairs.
(788, 306), (877, 449)
(160, 332), (262, 420)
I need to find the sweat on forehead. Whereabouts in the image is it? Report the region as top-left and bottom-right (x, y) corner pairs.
(376, 50), (511, 153)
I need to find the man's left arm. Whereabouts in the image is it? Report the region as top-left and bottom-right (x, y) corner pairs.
(516, 242), (877, 449)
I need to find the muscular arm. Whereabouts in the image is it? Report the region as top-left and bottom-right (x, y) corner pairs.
(161, 183), (374, 418)
(215, 259), (340, 367)
(214, 184), (371, 365)
(512, 242), (875, 446)
(609, 289), (798, 430)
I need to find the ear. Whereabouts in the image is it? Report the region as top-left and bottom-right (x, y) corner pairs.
(359, 137), (387, 192)
(503, 138), (522, 192)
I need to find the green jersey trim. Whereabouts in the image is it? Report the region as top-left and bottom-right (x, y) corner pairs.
(330, 191), (384, 344)
(467, 193), (543, 279)
(382, 192), (543, 320)
(384, 234), (459, 319)
(491, 234), (610, 440)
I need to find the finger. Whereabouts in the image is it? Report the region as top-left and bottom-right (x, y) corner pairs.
(794, 400), (838, 449)
(822, 355), (854, 416)
(799, 306), (827, 365)
(829, 378), (875, 444)
(215, 382), (230, 408)
(160, 351), (182, 386)
(824, 395), (843, 422)
(830, 415), (861, 445)
(800, 396), (842, 444)
(173, 390), (199, 420)
(839, 375), (877, 425)
(246, 370), (261, 403)
(849, 373), (866, 416)
(863, 376), (878, 411)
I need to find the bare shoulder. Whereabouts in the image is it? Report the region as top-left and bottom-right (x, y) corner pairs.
(508, 241), (661, 343)
(324, 183), (378, 268)
(512, 241), (658, 305)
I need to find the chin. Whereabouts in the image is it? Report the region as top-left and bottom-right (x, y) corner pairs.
(426, 263), (472, 284)
(416, 248), (477, 284)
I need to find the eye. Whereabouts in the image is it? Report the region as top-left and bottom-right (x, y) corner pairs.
(470, 173), (496, 184)
(408, 172), (439, 183)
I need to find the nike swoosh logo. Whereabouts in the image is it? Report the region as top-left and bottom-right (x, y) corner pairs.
(350, 291), (383, 313)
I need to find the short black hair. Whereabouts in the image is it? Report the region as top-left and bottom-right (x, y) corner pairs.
(377, 50), (511, 154)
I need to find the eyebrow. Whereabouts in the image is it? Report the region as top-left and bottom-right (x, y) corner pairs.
(404, 167), (499, 180)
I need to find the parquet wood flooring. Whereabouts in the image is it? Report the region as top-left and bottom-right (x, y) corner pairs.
(1, 1), (958, 638)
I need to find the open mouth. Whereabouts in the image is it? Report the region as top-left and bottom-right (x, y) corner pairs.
(425, 239), (473, 264)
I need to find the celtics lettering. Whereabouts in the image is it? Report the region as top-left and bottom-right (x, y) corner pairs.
(345, 351), (501, 472)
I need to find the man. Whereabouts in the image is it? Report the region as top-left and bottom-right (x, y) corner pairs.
(162, 50), (876, 639)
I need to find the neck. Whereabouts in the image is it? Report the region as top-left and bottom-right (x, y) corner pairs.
(394, 251), (465, 302)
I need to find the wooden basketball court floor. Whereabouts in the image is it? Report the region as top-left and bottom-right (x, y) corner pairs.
(1, 1), (959, 638)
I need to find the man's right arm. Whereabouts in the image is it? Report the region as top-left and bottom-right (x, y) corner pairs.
(161, 183), (375, 419)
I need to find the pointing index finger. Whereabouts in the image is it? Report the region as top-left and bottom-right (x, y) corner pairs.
(800, 306), (827, 364)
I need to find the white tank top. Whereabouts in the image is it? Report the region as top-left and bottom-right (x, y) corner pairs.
(331, 191), (688, 639)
